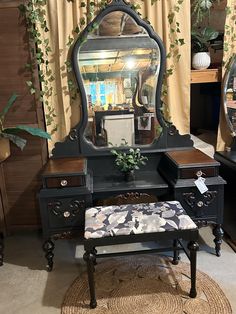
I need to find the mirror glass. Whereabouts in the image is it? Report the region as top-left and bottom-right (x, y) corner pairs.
(77, 11), (161, 147)
(224, 55), (236, 133)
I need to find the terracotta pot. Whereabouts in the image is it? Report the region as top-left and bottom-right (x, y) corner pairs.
(192, 52), (211, 70)
(0, 137), (10, 162)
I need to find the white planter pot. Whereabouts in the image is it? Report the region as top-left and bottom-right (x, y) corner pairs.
(192, 52), (211, 70)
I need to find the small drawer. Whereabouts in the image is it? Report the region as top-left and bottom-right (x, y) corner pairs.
(45, 176), (85, 188)
(179, 167), (217, 179)
(176, 186), (220, 221)
(46, 194), (92, 229)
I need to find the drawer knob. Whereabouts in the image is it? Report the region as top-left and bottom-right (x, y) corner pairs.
(60, 179), (68, 187)
(196, 170), (203, 177)
(63, 211), (71, 218)
(197, 201), (204, 208)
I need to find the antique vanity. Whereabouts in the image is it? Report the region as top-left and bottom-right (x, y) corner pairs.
(39, 0), (225, 271)
(215, 55), (236, 244)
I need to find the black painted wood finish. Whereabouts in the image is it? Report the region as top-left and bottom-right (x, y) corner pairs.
(215, 151), (236, 244)
(38, 0), (225, 269)
(51, 0), (193, 158)
(84, 228), (199, 308)
(160, 149), (226, 256)
(214, 55), (236, 245)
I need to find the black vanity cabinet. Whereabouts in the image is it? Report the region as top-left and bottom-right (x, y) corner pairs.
(39, 158), (92, 270)
(214, 55), (236, 245)
(38, 0), (226, 270)
(160, 149), (226, 256)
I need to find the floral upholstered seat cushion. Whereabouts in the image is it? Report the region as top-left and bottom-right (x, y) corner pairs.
(84, 201), (197, 239)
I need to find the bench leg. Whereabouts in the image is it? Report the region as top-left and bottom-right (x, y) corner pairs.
(172, 239), (180, 265)
(188, 241), (199, 298)
(83, 250), (97, 309)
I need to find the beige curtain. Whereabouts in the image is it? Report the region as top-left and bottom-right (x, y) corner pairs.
(217, 0), (236, 151)
(39, 0), (190, 154)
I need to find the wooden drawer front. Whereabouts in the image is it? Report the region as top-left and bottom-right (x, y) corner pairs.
(46, 195), (91, 229)
(179, 167), (217, 179)
(45, 176), (85, 188)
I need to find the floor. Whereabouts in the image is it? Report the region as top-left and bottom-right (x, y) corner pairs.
(0, 227), (236, 314)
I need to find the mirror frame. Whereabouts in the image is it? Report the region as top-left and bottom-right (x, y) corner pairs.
(222, 53), (236, 137)
(73, 0), (166, 153)
(52, 0), (193, 157)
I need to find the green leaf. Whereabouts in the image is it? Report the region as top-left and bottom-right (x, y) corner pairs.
(0, 93), (18, 119)
(4, 125), (51, 140)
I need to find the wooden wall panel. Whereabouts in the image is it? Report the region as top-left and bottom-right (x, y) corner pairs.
(0, 0), (48, 231)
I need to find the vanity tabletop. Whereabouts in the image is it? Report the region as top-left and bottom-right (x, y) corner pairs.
(166, 148), (219, 168)
(42, 157), (87, 177)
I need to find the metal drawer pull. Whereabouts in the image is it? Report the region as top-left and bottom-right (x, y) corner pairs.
(60, 179), (68, 187)
(63, 211), (71, 218)
(196, 170), (204, 177)
(197, 201), (204, 207)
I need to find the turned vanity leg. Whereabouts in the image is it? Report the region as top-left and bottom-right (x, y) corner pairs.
(172, 239), (180, 265)
(213, 224), (224, 257)
(0, 232), (4, 266)
(83, 250), (97, 309)
(43, 239), (55, 271)
(188, 241), (199, 298)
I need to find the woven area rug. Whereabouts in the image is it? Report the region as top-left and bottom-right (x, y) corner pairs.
(61, 255), (232, 314)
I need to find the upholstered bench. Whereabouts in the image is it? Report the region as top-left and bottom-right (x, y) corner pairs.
(83, 201), (199, 309)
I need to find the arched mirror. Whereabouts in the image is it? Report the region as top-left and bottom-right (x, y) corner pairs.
(223, 54), (236, 136)
(72, 0), (165, 151)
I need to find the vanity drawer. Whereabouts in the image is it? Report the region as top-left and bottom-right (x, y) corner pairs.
(43, 194), (92, 230)
(45, 176), (85, 188)
(179, 167), (217, 179)
(174, 183), (224, 225)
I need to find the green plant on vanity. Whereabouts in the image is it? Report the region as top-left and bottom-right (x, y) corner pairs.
(110, 139), (148, 181)
(0, 93), (51, 151)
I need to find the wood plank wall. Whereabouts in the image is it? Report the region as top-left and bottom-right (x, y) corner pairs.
(0, 0), (47, 232)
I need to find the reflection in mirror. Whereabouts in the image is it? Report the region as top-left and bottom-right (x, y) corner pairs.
(77, 11), (161, 147)
(224, 55), (236, 134)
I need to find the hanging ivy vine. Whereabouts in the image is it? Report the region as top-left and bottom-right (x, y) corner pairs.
(19, 0), (186, 137)
(18, 0), (57, 135)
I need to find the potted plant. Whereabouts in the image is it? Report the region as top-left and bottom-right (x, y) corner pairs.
(191, 0), (222, 25)
(110, 140), (148, 181)
(191, 27), (219, 70)
(0, 93), (51, 160)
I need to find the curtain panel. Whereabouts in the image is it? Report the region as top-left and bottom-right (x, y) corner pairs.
(217, 0), (236, 151)
(38, 0), (190, 154)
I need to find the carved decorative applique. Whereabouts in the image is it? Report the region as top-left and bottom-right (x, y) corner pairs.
(48, 199), (85, 218)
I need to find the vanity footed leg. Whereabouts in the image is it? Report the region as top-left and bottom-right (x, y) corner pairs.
(43, 239), (55, 271)
(213, 224), (224, 257)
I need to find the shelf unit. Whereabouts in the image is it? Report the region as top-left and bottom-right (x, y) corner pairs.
(191, 68), (222, 84)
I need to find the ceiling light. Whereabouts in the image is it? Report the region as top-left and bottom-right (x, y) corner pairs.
(126, 58), (136, 69)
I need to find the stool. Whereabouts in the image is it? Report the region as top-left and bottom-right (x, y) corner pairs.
(83, 201), (199, 309)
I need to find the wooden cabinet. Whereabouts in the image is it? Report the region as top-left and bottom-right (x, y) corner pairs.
(0, 1), (48, 232)
(160, 148), (226, 256)
(39, 158), (92, 239)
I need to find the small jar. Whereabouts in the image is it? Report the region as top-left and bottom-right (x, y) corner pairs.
(226, 88), (234, 101)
